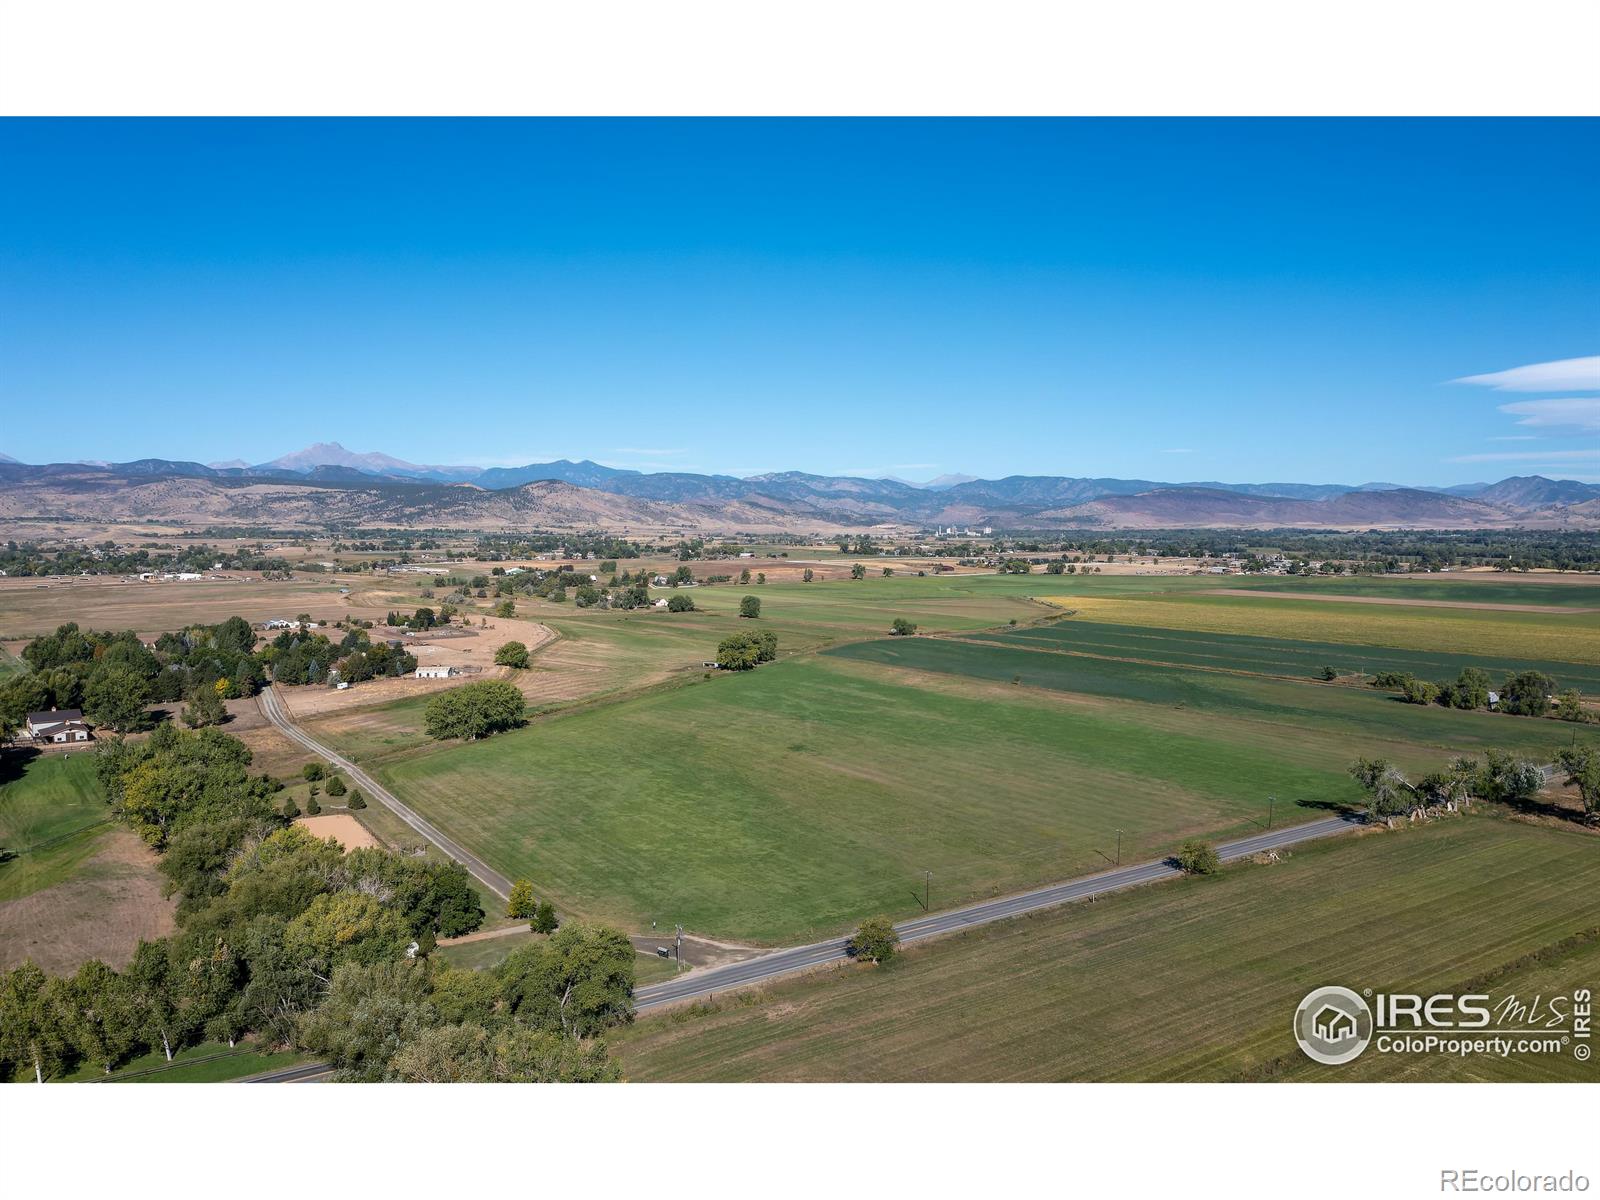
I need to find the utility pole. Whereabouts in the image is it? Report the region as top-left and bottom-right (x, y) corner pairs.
(1268, 794), (1275, 829)
(675, 924), (683, 972)
(1115, 828), (1122, 866)
(924, 870), (932, 912)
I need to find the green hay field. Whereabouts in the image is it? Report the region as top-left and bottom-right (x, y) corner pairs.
(1052, 591), (1600, 663)
(825, 638), (1583, 766)
(613, 815), (1600, 1082)
(365, 630), (1587, 945)
(979, 619), (1600, 692)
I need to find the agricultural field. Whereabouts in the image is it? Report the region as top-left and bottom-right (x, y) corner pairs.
(0, 573), (351, 639)
(276, 569), (1600, 950)
(972, 620), (1600, 693)
(1048, 590), (1600, 663)
(612, 814), (1600, 1082)
(301, 573), (1055, 763)
(826, 638), (1580, 768)
(357, 635), (1590, 945)
(1215, 572), (1600, 608)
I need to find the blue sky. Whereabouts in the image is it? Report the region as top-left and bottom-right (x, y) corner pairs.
(2, 118), (1596, 484)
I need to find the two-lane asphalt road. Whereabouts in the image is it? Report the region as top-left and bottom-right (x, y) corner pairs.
(256, 685), (512, 900)
(240, 811), (1362, 1081)
(631, 812), (1362, 1011)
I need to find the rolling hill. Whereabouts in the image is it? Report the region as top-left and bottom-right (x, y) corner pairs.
(0, 451), (1595, 532)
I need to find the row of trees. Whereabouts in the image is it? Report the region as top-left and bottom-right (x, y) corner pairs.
(1364, 666), (1589, 722)
(1348, 746), (1600, 822)
(298, 927), (634, 1081)
(0, 854), (633, 1082)
(0, 618), (271, 739)
(0, 723), (505, 1082)
(262, 625), (417, 689)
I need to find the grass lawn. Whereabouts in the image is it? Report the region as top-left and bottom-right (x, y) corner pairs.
(0, 752), (113, 903)
(438, 931), (682, 984)
(612, 814), (1600, 1082)
(0, 645), (24, 678)
(50, 1040), (304, 1084)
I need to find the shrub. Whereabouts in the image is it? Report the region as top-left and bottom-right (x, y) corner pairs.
(324, 775), (346, 797)
(1318, 665), (1338, 681)
(281, 797), (301, 819)
(304, 794), (321, 816)
(302, 762), (325, 782)
(890, 618), (917, 637)
(667, 594), (695, 613)
(738, 595), (761, 619)
(346, 789), (367, 810)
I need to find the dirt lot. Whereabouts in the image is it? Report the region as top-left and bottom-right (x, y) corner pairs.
(0, 827), (175, 975)
(226, 697), (320, 778)
(295, 813), (381, 850)
(271, 617), (556, 718)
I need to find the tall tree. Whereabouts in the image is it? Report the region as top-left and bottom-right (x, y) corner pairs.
(0, 963), (73, 1082)
(127, 939), (184, 1061)
(83, 665), (154, 732)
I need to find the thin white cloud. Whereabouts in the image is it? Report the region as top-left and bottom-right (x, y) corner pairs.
(610, 447), (686, 456)
(1446, 449), (1600, 464)
(1497, 397), (1600, 432)
(1453, 355), (1600, 392)
(1487, 435), (1539, 442)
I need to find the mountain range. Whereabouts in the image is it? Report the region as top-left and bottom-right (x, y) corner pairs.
(1, 443), (1597, 532)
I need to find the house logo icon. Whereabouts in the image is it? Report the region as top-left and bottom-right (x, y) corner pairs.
(1294, 986), (1373, 1065)
(1313, 1004), (1357, 1044)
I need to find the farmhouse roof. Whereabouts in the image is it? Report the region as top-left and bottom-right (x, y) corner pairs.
(27, 708), (84, 725)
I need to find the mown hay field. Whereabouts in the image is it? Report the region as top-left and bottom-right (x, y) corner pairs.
(1046, 591), (1600, 663)
(613, 815), (1600, 1082)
